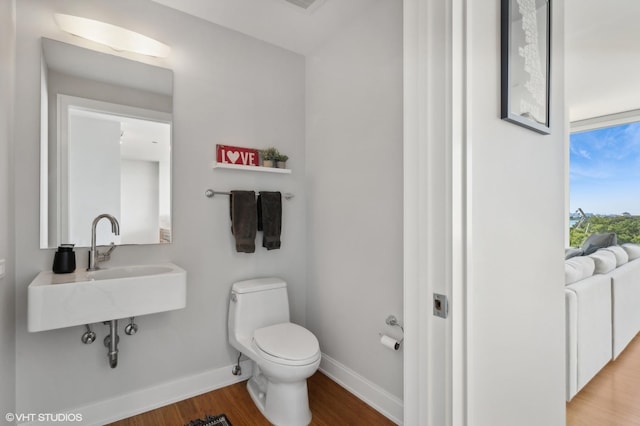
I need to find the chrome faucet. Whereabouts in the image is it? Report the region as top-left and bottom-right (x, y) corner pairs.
(88, 214), (120, 271)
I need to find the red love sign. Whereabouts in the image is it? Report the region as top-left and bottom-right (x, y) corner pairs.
(216, 145), (259, 166)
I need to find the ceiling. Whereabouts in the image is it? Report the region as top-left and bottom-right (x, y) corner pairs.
(150, 0), (381, 56)
(151, 0), (640, 123)
(566, 0), (640, 122)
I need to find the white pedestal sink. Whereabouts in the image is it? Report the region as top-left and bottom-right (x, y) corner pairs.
(28, 262), (186, 332)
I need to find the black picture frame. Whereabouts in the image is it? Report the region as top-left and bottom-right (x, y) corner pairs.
(501, 0), (551, 134)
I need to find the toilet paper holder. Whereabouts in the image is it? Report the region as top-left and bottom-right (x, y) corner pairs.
(385, 315), (404, 333)
(379, 315), (404, 350)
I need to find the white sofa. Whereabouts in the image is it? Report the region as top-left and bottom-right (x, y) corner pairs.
(565, 243), (640, 401)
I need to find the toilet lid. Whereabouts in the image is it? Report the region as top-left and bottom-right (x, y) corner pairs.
(253, 323), (319, 361)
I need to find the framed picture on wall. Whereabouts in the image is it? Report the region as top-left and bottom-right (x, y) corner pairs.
(500, 0), (551, 134)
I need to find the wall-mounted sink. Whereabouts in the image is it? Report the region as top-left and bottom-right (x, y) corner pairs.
(89, 264), (174, 280)
(28, 262), (186, 332)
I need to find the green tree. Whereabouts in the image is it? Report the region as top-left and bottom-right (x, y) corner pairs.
(570, 216), (640, 247)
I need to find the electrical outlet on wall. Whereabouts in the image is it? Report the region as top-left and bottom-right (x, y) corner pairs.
(0, 259), (5, 279)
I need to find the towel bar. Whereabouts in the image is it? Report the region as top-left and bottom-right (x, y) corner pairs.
(205, 189), (294, 200)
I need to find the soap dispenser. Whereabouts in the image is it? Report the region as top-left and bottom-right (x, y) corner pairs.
(52, 244), (76, 274)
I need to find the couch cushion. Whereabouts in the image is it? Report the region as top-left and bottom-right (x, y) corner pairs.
(603, 245), (629, 267)
(589, 249), (617, 274)
(565, 247), (584, 260)
(581, 232), (617, 255)
(565, 256), (595, 284)
(621, 243), (640, 261)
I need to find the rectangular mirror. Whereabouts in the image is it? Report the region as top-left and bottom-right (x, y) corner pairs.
(40, 38), (173, 248)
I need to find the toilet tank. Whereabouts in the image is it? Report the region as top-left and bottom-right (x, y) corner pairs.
(229, 277), (290, 342)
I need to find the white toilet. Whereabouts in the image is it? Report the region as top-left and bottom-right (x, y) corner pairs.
(228, 277), (321, 426)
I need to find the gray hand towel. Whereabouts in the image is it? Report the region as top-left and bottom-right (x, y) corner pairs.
(229, 190), (257, 253)
(257, 191), (282, 250)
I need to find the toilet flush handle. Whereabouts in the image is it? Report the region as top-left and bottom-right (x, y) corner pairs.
(231, 293), (237, 302)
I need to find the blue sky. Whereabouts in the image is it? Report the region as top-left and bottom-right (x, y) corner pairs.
(570, 122), (640, 215)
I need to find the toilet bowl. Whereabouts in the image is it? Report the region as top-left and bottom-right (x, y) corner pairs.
(228, 278), (321, 426)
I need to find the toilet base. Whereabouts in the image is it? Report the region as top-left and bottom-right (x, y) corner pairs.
(247, 369), (312, 426)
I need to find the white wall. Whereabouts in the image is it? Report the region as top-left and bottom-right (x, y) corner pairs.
(464, 1), (566, 425)
(0, 0), (16, 418)
(306, 0), (403, 410)
(15, 0), (306, 416)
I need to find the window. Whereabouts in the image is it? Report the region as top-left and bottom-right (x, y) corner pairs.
(569, 121), (640, 246)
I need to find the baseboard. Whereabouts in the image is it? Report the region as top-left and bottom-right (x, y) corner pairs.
(19, 355), (403, 426)
(19, 360), (253, 426)
(319, 353), (403, 425)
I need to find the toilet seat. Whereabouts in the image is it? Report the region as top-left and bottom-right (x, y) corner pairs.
(253, 323), (320, 366)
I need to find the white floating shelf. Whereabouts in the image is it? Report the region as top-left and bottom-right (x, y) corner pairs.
(212, 162), (292, 174)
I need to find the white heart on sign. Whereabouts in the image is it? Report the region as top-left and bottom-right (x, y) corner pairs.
(227, 151), (240, 164)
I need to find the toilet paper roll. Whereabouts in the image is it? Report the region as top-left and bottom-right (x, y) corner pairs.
(380, 334), (400, 351)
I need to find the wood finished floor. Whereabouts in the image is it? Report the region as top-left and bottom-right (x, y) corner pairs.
(107, 372), (396, 426)
(567, 334), (640, 426)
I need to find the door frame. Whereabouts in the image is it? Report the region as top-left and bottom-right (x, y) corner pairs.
(403, 0), (467, 424)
